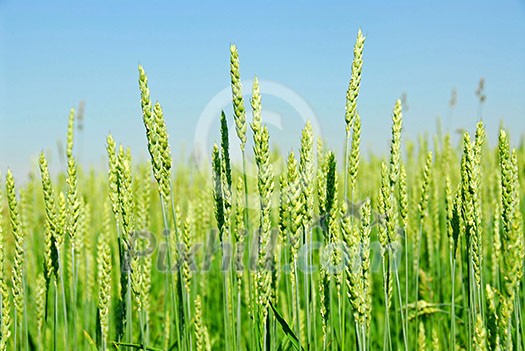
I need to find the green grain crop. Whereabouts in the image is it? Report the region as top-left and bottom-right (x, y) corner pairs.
(0, 30), (523, 351)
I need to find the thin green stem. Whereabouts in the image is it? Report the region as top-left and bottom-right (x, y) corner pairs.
(236, 282), (242, 351)
(414, 221), (423, 351)
(451, 255), (456, 349)
(22, 276), (28, 351)
(303, 225), (312, 351)
(393, 253), (408, 351)
(161, 197), (182, 350)
(294, 260), (302, 351)
(126, 272), (133, 347)
(71, 244), (78, 350)
(54, 280), (58, 351)
(59, 260), (68, 350)
(404, 225), (409, 348)
(382, 256), (392, 351)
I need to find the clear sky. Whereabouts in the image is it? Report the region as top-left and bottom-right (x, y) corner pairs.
(1, 0), (524, 179)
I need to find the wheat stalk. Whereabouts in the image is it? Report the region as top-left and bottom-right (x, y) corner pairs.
(6, 170), (27, 350)
(0, 175), (11, 351)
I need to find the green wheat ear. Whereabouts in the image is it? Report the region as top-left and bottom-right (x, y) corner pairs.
(106, 134), (119, 217)
(389, 99), (402, 187)
(286, 151), (302, 251)
(250, 74), (275, 334)
(97, 200), (112, 351)
(431, 327), (440, 351)
(6, 170), (25, 325)
(418, 152), (433, 220)
(377, 162), (390, 252)
(348, 112), (361, 193)
(485, 284), (501, 350)
(194, 295), (211, 351)
(56, 191), (66, 249)
(399, 164), (408, 230)
(153, 101), (173, 204)
(230, 44), (247, 150)
(116, 145), (135, 240)
(138, 65), (172, 205)
(35, 274), (46, 339)
(212, 144), (226, 241)
(498, 128), (524, 347)
(233, 176), (246, 280)
(324, 152), (337, 233)
(345, 28), (366, 132)
(460, 132), (482, 290)
(250, 76), (262, 134)
(220, 111), (233, 191)
(418, 322), (427, 351)
(474, 314), (488, 351)
(66, 108), (76, 159)
(299, 121), (314, 227)
(39, 152), (59, 285)
(0, 174), (12, 351)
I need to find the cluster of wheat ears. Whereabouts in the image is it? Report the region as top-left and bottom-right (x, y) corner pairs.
(0, 30), (524, 351)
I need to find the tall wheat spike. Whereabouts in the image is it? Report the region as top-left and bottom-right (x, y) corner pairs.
(194, 295), (211, 351)
(345, 29), (366, 131)
(0, 175), (11, 350)
(65, 108), (81, 348)
(298, 120), (316, 348)
(6, 170), (26, 350)
(97, 200), (112, 351)
(39, 152), (59, 286)
(250, 76), (274, 349)
(285, 151), (303, 340)
(460, 131), (483, 335)
(344, 28), (365, 200)
(498, 129), (524, 348)
(229, 44), (247, 150)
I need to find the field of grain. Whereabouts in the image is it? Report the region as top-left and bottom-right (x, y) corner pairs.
(0, 30), (524, 351)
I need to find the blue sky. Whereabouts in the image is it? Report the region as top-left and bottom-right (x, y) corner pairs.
(1, 1), (524, 179)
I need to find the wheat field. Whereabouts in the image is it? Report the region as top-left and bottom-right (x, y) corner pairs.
(0, 30), (524, 351)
